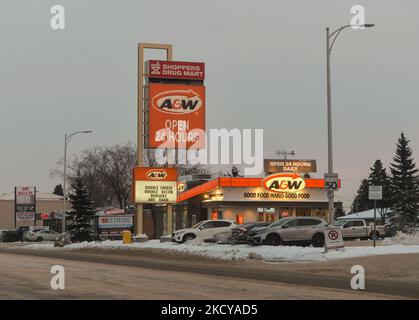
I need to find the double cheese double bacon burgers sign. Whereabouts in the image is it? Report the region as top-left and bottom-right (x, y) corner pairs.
(133, 168), (177, 204)
(145, 60), (206, 149)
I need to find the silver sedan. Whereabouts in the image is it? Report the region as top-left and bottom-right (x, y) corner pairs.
(24, 230), (62, 242)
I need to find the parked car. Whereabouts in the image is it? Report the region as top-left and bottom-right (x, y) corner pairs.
(334, 219), (386, 240)
(24, 229), (62, 242)
(0, 226), (31, 242)
(231, 222), (271, 244)
(204, 230), (232, 244)
(205, 222), (272, 244)
(0, 230), (8, 242)
(247, 216), (328, 247)
(1, 230), (20, 242)
(172, 220), (237, 243)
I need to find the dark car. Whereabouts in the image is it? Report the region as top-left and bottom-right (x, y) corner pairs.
(1, 226), (30, 242)
(1, 230), (19, 242)
(230, 222), (271, 244)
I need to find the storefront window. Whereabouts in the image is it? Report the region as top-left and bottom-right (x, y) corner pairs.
(296, 208), (311, 217)
(279, 208), (290, 218)
(211, 208), (223, 220)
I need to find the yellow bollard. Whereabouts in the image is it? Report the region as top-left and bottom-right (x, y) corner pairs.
(122, 230), (132, 244)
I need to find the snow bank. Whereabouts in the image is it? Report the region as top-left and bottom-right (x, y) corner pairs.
(383, 232), (419, 246)
(18, 239), (419, 262)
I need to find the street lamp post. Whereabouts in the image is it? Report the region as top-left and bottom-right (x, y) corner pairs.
(63, 130), (93, 232)
(326, 23), (374, 225)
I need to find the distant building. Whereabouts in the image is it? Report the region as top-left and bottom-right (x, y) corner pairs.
(0, 191), (71, 231)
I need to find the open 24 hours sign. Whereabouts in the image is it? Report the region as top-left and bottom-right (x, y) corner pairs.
(133, 167), (178, 204)
(146, 83), (205, 149)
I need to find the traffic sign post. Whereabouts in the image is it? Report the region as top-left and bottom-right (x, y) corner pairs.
(324, 173), (339, 225)
(324, 173), (339, 191)
(324, 227), (344, 253)
(369, 185), (383, 248)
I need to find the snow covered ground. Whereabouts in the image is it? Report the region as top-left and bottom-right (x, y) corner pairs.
(14, 232), (419, 263)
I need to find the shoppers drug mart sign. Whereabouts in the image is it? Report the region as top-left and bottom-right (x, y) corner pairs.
(147, 60), (205, 80)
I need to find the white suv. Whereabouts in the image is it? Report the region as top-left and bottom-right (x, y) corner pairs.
(172, 220), (237, 243)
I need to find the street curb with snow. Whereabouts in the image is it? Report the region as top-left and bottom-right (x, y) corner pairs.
(11, 232), (419, 263)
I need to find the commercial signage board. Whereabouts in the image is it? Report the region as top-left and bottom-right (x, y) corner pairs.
(15, 186), (36, 223)
(324, 228), (344, 251)
(16, 212), (35, 222)
(369, 186), (383, 200)
(98, 215), (134, 229)
(133, 167), (177, 204)
(40, 213), (51, 219)
(218, 186), (328, 203)
(147, 60), (205, 80)
(146, 83), (206, 149)
(15, 186), (36, 204)
(264, 159), (317, 173)
(177, 181), (187, 193)
(324, 173), (339, 191)
(262, 173), (306, 193)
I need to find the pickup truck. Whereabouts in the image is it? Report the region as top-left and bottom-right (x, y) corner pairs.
(335, 219), (386, 240)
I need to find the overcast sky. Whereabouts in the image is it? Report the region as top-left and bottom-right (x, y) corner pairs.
(1, 0), (419, 209)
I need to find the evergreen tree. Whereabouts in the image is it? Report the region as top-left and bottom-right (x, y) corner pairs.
(53, 184), (64, 196)
(390, 133), (419, 227)
(334, 206), (346, 219)
(351, 179), (370, 213)
(67, 175), (96, 242)
(368, 160), (392, 223)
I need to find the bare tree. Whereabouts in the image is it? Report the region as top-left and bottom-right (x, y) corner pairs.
(98, 143), (136, 209)
(50, 147), (109, 207)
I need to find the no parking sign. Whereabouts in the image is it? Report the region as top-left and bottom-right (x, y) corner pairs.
(324, 228), (344, 251)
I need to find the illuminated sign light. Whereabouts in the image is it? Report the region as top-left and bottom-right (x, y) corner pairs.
(262, 173), (306, 193)
(147, 83), (205, 149)
(264, 159), (317, 173)
(133, 167), (178, 204)
(147, 60), (205, 80)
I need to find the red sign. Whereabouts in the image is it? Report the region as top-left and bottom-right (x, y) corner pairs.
(147, 83), (205, 149)
(133, 167), (178, 182)
(147, 60), (205, 80)
(41, 213), (51, 219)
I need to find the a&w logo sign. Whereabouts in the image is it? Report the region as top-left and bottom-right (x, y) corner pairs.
(262, 173), (306, 193)
(151, 89), (203, 114)
(146, 169), (168, 180)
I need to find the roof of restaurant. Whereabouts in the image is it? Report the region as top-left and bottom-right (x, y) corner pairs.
(177, 177), (334, 203)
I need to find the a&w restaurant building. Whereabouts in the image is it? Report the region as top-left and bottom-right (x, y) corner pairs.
(173, 171), (342, 230)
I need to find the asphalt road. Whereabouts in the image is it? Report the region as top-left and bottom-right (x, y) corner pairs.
(0, 248), (418, 299)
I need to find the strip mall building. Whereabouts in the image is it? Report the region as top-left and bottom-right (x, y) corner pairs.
(171, 175), (342, 230)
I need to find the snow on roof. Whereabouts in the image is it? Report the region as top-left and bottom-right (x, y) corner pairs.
(0, 192), (64, 201)
(337, 208), (391, 220)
